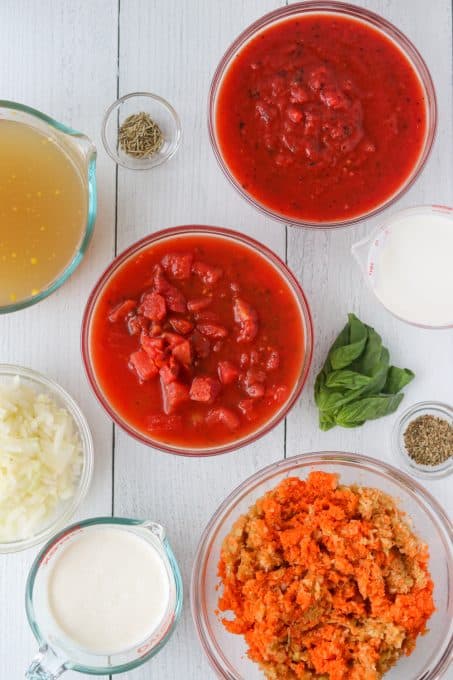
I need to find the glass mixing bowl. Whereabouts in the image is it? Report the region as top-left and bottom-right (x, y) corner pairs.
(0, 365), (93, 553)
(191, 452), (453, 679)
(208, 2), (437, 228)
(81, 225), (313, 456)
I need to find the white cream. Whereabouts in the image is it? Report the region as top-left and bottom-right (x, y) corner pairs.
(47, 527), (170, 655)
(373, 211), (453, 326)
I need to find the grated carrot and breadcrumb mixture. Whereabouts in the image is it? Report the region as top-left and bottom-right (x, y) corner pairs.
(218, 471), (434, 680)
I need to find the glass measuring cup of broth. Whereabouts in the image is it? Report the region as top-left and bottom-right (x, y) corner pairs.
(25, 517), (183, 678)
(0, 101), (96, 313)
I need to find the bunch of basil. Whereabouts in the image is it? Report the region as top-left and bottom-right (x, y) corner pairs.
(315, 314), (414, 430)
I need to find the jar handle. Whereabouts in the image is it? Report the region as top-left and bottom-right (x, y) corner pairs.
(25, 645), (66, 679)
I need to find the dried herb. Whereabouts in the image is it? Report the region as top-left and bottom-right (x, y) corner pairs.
(118, 111), (164, 158)
(404, 414), (453, 466)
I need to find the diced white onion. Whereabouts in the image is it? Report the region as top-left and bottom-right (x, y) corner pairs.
(0, 377), (83, 542)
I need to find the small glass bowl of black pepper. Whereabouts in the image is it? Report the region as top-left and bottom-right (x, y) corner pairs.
(102, 92), (182, 170)
(393, 401), (453, 479)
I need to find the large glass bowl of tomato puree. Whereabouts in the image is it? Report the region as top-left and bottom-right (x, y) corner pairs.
(81, 226), (313, 456)
(209, 2), (437, 228)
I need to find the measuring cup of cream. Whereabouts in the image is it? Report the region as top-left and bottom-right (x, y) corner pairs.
(352, 205), (453, 328)
(25, 517), (182, 678)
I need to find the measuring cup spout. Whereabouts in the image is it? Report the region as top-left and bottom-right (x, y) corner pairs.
(25, 645), (66, 679)
(142, 520), (166, 542)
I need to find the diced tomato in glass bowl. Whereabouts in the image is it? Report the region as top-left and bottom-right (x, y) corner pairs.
(81, 226), (313, 456)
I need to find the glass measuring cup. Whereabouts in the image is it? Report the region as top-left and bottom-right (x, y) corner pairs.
(351, 205), (453, 329)
(0, 100), (97, 314)
(25, 517), (183, 678)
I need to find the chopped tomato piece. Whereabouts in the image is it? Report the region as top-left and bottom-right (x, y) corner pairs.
(163, 332), (185, 348)
(244, 382), (265, 398)
(266, 348), (280, 371)
(187, 296), (212, 312)
(189, 376), (221, 403)
(238, 399), (256, 421)
(129, 349), (158, 382)
(194, 310), (220, 323)
(127, 314), (148, 336)
(190, 330), (210, 359)
(206, 407), (240, 430)
(244, 368), (266, 385)
(233, 298), (259, 343)
(145, 414), (183, 432)
(172, 340), (192, 367)
(108, 299), (136, 323)
(192, 260), (223, 285)
(141, 334), (166, 365)
(150, 322), (163, 337)
(140, 291), (166, 321)
(218, 361), (239, 385)
(153, 265), (186, 313)
(160, 379), (190, 414)
(159, 361), (180, 385)
(169, 317), (194, 335)
(196, 322), (228, 339)
(161, 252), (193, 280)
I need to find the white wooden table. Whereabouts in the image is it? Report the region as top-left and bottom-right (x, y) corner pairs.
(1, 1), (452, 678)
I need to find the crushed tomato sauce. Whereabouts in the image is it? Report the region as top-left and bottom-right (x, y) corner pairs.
(218, 472), (434, 680)
(215, 14), (427, 222)
(89, 235), (305, 448)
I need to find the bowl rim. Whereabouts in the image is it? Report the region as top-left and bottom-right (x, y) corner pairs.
(0, 364), (94, 553)
(0, 100), (97, 314)
(101, 91), (182, 170)
(392, 400), (453, 479)
(191, 451), (453, 679)
(207, 1), (437, 229)
(81, 224), (314, 456)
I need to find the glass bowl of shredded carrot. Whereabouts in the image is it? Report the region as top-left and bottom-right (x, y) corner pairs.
(191, 452), (453, 680)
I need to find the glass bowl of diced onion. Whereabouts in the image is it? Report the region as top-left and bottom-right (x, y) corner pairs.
(0, 364), (93, 553)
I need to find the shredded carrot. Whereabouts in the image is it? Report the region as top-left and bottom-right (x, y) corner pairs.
(217, 471), (434, 680)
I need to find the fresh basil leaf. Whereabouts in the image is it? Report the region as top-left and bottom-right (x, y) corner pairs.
(315, 322), (349, 405)
(319, 411), (336, 431)
(359, 347), (390, 396)
(316, 387), (345, 412)
(330, 334), (367, 370)
(355, 326), (382, 377)
(324, 322), (350, 371)
(335, 393), (404, 425)
(325, 370), (371, 390)
(326, 348), (390, 411)
(383, 366), (415, 394)
(348, 313), (366, 343)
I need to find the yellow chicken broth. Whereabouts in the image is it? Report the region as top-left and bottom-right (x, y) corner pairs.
(0, 120), (87, 305)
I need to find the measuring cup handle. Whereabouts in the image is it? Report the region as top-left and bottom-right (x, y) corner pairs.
(25, 645), (66, 679)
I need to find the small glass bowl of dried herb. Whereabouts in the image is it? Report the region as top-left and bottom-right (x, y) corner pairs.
(102, 92), (181, 170)
(393, 401), (453, 479)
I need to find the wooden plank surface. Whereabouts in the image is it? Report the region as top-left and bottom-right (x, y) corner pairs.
(0, 1), (451, 679)
(0, 2), (118, 678)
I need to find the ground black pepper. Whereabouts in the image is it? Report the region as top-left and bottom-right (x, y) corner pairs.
(403, 414), (453, 466)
